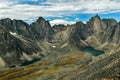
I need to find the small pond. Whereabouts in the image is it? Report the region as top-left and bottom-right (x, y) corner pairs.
(83, 46), (105, 56)
(20, 58), (41, 66)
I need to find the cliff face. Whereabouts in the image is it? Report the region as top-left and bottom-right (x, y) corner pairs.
(70, 15), (120, 48)
(0, 18), (31, 38)
(30, 17), (55, 40)
(69, 22), (89, 48)
(68, 15), (120, 49)
(0, 17), (55, 41)
(0, 17), (55, 67)
(101, 20), (120, 45)
(0, 24), (41, 67)
(87, 15), (107, 35)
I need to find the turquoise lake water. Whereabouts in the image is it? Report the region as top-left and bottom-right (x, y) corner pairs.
(84, 46), (104, 56)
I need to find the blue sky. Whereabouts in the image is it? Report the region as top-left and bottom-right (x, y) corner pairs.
(0, 0), (120, 25)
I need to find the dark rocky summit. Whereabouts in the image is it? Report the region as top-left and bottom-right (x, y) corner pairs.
(30, 17), (55, 40)
(0, 17), (55, 67)
(0, 18), (31, 38)
(0, 17), (55, 41)
(0, 15), (120, 80)
(0, 24), (41, 67)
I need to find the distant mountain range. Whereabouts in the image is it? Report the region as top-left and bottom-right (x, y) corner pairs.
(0, 15), (120, 80)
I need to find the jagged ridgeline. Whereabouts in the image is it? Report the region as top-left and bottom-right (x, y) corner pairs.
(0, 17), (55, 67)
(0, 15), (120, 80)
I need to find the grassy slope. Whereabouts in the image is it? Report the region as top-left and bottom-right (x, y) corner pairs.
(0, 43), (119, 80)
(0, 48), (91, 80)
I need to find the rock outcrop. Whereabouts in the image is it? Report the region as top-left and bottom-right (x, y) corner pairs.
(101, 19), (119, 45)
(30, 17), (55, 40)
(0, 18), (32, 38)
(0, 17), (55, 41)
(0, 24), (41, 67)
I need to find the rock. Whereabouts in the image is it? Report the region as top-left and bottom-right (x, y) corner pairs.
(0, 18), (32, 38)
(0, 24), (41, 66)
(69, 21), (89, 49)
(30, 17), (55, 40)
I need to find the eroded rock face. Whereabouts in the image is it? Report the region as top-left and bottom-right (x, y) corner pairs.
(54, 15), (120, 49)
(0, 17), (55, 41)
(69, 22), (89, 48)
(30, 17), (55, 40)
(0, 18), (31, 38)
(53, 24), (67, 32)
(0, 17), (56, 67)
(79, 15), (120, 47)
(86, 15), (107, 40)
(0, 24), (41, 67)
(101, 19), (120, 46)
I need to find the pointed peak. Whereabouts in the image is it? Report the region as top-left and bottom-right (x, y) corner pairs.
(94, 14), (100, 19)
(75, 21), (85, 25)
(1, 18), (12, 21)
(102, 18), (118, 24)
(89, 14), (101, 22)
(13, 19), (23, 22)
(76, 21), (84, 24)
(38, 17), (44, 20)
(95, 14), (99, 17)
(37, 17), (46, 22)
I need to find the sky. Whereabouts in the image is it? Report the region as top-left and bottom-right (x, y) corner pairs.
(0, 0), (120, 25)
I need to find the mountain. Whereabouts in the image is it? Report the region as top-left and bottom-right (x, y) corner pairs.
(0, 17), (55, 67)
(101, 19), (120, 45)
(30, 17), (55, 40)
(0, 18), (31, 38)
(0, 15), (120, 80)
(0, 24), (41, 67)
(0, 17), (55, 41)
(69, 21), (91, 49)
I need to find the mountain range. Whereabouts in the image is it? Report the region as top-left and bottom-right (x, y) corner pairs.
(0, 15), (120, 80)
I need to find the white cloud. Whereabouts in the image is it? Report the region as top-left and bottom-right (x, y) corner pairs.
(0, 0), (119, 20)
(75, 18), (80, 21)
(44, 0), (120, 13)
(50, 19), (75, 26)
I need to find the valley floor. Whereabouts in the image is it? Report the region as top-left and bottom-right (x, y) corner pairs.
(0, 48), (120, 80)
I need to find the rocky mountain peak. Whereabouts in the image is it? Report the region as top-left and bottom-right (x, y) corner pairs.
(94, 14), (100, 19)
(0, 18), (32, 39)
(37, 17), (46, 22)
(87, 15), (107, 38)
(102, 18), (118, 27)
(89, 14), (101, 22)
(1, 18), (12, 22)
(0, 17), (55, 41)
(53, 24), (67, 33)
(30, 17), (54, 40)
(0, 24), (41, 67)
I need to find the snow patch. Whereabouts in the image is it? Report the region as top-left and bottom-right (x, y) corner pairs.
(22, 52), (32, 61)
(52, 45), (56, 48)
(10, 31), (17, 35)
